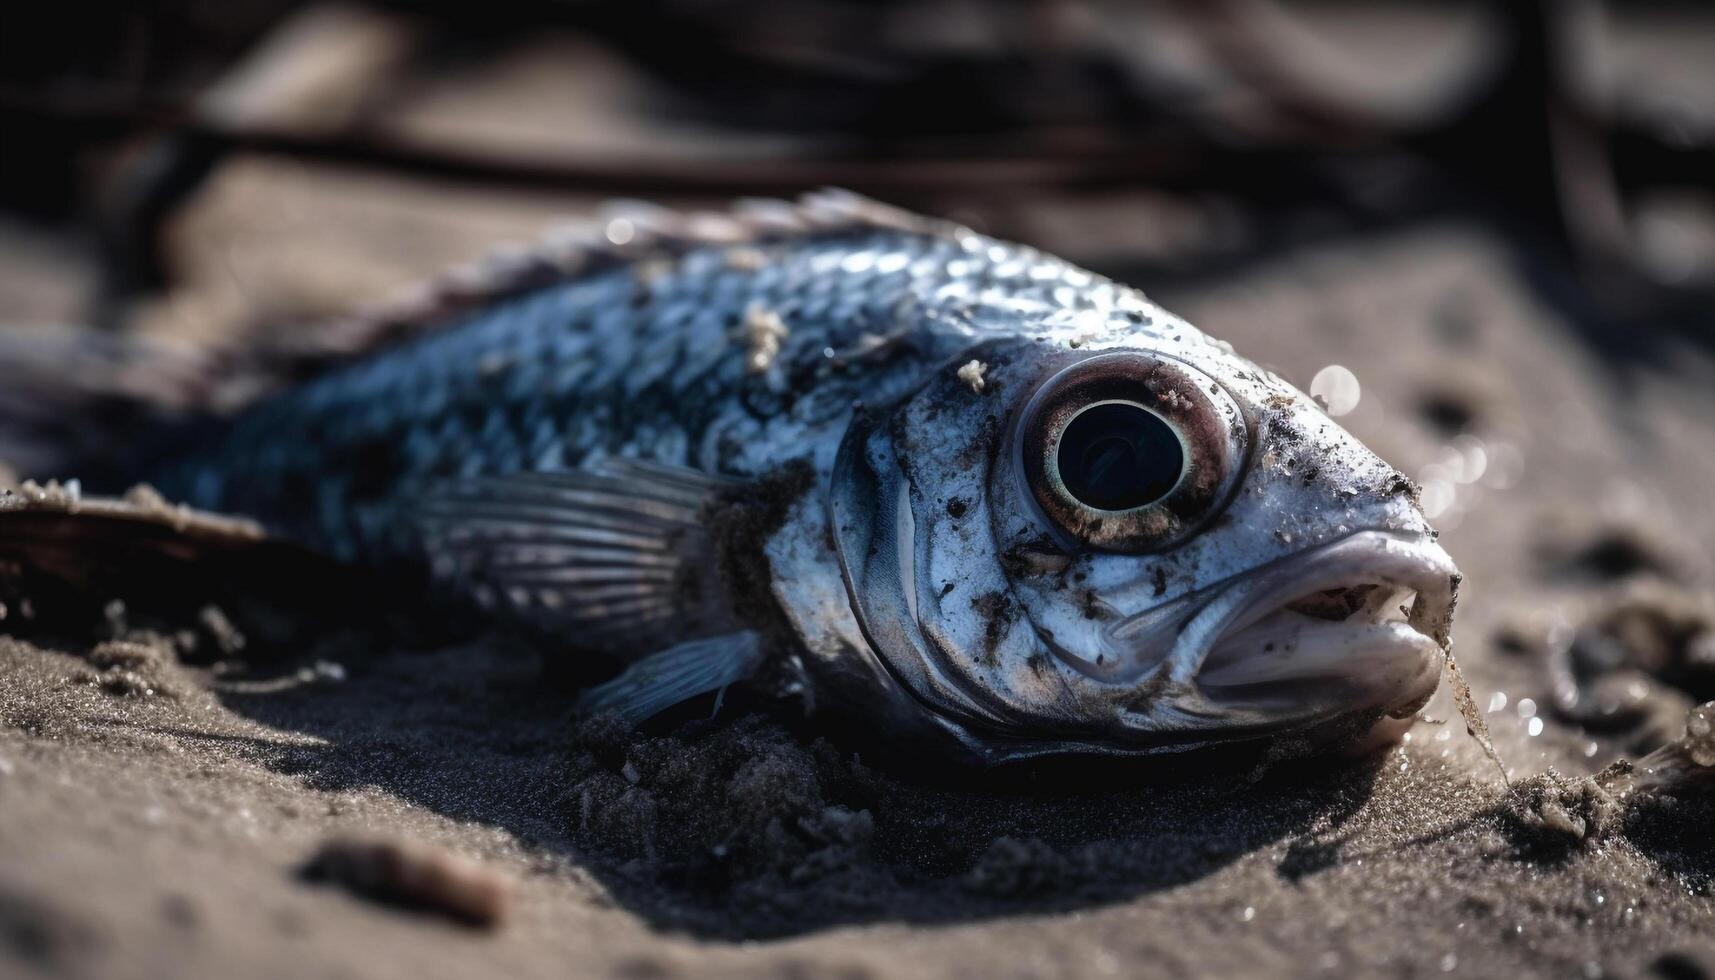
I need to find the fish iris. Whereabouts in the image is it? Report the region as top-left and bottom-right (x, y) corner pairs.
(1057, 402), (1183, 511)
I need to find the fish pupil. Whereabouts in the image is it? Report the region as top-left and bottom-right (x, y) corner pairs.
(1057, 402), (1183, 511)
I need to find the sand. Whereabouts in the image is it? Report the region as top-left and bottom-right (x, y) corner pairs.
(3, 193), (1713, 979)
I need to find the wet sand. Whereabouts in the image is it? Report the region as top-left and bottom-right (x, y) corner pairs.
(3, 196), (1713, 978)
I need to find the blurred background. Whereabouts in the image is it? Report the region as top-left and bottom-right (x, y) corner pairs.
(2, 0), (1712, 345)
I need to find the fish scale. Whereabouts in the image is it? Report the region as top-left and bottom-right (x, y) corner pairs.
(144, 226), (1074, 558)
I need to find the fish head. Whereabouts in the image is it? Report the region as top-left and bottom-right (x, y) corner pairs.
(829, 317), (1457, 764)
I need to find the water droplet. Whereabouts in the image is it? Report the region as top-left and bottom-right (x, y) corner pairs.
(1242, 906), (1256, 922)
(604, 218), (635, 245)
(1310, 365), (1361, 416)
(1451, 434), (1488, 483)
(1487, 692), (1508, 713)
(1527, 717), (1544, 737)
(1517, 698), (1537, 719)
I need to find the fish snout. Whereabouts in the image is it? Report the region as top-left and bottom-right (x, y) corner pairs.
(1113, 530), (1458, 736)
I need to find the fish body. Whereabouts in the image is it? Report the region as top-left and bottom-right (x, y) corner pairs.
(27, 193), (1460, 764)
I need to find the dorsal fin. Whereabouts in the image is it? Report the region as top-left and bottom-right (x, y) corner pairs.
(1, 192), (951, 481)
(206, 189), (953, 410)
(0, 190), (946, 480)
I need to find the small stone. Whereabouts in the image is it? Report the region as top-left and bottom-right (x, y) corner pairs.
(301, 836), (512, 928)
(198, 606), (246, 656)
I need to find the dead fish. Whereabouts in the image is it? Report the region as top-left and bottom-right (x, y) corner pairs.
(0, 191), (1460, 764)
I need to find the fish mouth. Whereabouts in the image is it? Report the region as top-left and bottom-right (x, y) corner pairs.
(1105, 529), (1458, 728)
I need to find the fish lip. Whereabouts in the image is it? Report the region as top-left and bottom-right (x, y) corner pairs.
(1096, 529), (1457, 715)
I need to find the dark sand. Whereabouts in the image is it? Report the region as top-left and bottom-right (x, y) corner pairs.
(3, 173), (1714, 979)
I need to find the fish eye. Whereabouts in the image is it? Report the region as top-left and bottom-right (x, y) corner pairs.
(1056, 402), (1184, 511)
(1019, 351), (1248, 553)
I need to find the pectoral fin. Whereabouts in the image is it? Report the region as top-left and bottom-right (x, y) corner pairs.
(577, 631), (763, 725)
(413, 457), (744, 655)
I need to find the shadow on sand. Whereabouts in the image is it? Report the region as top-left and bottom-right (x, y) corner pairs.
(188, 619), (1386, 940)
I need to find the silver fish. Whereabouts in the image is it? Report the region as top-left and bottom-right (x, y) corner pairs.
(0, 191), (1460, 764)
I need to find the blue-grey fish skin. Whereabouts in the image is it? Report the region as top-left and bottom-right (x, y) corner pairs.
(149, 225), (1073, 561)
(134, 197), (1460, 764)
